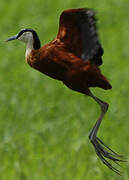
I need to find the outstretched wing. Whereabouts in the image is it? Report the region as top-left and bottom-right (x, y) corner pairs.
(57, 8), (103, 66)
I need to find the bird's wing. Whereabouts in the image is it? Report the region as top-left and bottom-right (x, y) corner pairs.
(57, 8), (103, 66)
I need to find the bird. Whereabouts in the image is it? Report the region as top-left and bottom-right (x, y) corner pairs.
(6, 8), (124, 174)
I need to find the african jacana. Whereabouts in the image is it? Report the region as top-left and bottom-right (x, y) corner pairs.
(7, 8), (124, 174)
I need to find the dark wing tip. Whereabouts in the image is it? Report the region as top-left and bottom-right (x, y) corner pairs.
(85, 8), (96, 16)
(78, 9), (103, 66)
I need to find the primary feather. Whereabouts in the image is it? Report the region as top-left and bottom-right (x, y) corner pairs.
(57, 8), (103, 65)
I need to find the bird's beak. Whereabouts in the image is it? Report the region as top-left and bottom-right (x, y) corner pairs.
(6, 34), (18, 42)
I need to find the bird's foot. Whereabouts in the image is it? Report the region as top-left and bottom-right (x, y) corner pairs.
(89, 136), (125, 175)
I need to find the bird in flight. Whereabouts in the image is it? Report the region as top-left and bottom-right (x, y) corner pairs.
(7, 8), (124, 174)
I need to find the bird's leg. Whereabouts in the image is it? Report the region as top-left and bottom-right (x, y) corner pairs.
(88, 91), (124, 175)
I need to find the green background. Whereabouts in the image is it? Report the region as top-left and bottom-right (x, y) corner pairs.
(0, 0), (129, 179)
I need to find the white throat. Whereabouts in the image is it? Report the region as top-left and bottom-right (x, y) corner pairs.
(25, 39), (34, 58)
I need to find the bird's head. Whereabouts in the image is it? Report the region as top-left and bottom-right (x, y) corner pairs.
(6, 29), (41, 50)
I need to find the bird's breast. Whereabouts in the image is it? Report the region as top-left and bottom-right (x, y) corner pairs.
(26, 52), (66, 81)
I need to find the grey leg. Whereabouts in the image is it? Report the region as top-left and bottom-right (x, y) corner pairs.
(88, 91), (124, 175)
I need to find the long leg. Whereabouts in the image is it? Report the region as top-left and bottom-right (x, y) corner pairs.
(88, 91), (124, 175)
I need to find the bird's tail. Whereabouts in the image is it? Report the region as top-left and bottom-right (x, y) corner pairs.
(97, 75), (112, 90)
(85, 63), (112, 90)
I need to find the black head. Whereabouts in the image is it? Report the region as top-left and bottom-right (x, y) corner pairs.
(7, 28), (41, 50)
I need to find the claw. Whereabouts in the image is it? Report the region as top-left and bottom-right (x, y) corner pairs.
(90, 137), (125, 175)
(93, 140), (121, 161)
(96, 137), (123, 157)
(95, 149), (122, 175)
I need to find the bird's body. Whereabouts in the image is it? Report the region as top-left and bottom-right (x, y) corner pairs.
(7, 8), (124, 175)
(25, 8), (112, 94)
(27, 41), (111, 95)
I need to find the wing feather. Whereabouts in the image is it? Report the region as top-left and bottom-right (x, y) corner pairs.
(57, 8), (103, 66)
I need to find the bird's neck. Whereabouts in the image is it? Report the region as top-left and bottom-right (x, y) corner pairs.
(25, 35), (41, 58)
(25, 40), (34, 58)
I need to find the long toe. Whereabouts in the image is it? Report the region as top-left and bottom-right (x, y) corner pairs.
(95, 149), (122, 175)
(90, 137), (125, 175)
(96, 137), (123, 157)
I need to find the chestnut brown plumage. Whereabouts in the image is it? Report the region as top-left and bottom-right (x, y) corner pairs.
(7, 8), (124, 175)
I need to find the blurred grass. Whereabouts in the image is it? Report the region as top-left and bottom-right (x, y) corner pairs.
(0, 0), (129, 179)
